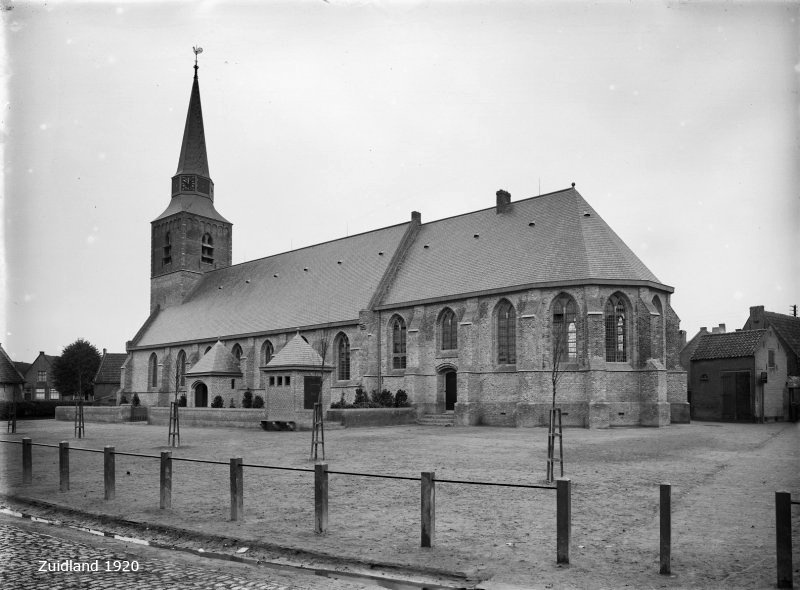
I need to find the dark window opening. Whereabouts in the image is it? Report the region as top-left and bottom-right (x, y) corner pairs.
(605, 294), (627, 362)
(391, 316), (407, 370)
(440, 308), (457, 351)
(201, 233), (214, 264)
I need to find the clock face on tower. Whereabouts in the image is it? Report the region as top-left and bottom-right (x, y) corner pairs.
(181, 175), (196, 191)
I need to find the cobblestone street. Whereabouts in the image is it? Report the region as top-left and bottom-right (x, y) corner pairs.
(0, 514), (365, 590)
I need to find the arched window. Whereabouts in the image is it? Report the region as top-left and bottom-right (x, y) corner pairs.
(201, 233), (214, 264)
(148, 353), (159, 388)
(440, 308), (457, 351)
(231, 344), (243, 361)
(605, 293), (628, 362)
(496, 300), (517, 365)
(261, 340), (274, 365)
(652, 295), (664, 360)
(335, 333), (350, 381)
(176, 350), (186, 387)
(391, 316), (407, 370)
(552, 294), (578, 362)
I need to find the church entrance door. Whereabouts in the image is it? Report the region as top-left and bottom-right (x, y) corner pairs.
(444, 370), (457, 411)
(194, 383), (208, 407)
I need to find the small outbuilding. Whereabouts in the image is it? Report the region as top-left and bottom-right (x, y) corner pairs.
(262, 333), (333, 430)
(690, 327), (790, 422)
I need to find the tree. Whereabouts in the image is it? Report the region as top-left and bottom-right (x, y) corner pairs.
(52, 339), (101, 400)
(546, 327), (567, 483)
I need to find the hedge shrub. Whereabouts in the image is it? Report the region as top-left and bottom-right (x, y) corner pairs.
(211, 395), (224, 408)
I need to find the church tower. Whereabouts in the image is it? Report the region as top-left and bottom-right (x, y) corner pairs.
(150, 53), (232, 313)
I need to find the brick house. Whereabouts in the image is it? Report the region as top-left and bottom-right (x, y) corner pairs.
(0, 344), (26, 403)
(19, 351), (61, 402)
(120, 62), (688, 428)
(93, 349), (127, 406)
(688, 307), (800, 422)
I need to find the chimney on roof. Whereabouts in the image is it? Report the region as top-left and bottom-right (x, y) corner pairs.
(103, 348), (107, 355)
(496, 189), (511, 214)
(711, 324), (726, 334)
(679, 330), (687, 348)
(411, 211), (421, 225)
(699, 327), (708, 333)
(749, 305), (765, 328)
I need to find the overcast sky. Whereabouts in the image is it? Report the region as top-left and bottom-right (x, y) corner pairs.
(2, 0), (798, 362)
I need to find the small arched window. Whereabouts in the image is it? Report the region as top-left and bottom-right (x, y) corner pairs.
(262, 340), (274, 365)
(335, 333), (350, 381)
(148, 353), (159, 388)
(204, 345), (212, 354)
(176, 349), (186, 387)
(391, 316), (407, 370)
(605, 293), (628, 362)
(496, 300), (517, 365)
(440, 308), (457, 351)
(552, 294), (578, 362)
(201, 233), (214, 264)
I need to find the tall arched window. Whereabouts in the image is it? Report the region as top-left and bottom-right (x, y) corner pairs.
(148, 353), (159, 388)
(652, 295), (664, 360)
(552, 294), (578, 362)
(496, 300), (517, 365)
(391, 316), (407, 370)
(335, 333), (350, 381)
(440, 308), (457, 351)
(605, 293), (628, 362)
(231, 344), (243, 361)
(201, 233), (214, 264)
(176, 349), (186, 387)
(261, 340), (274, 365)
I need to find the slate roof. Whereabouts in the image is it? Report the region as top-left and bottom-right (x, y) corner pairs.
(266, 333), (327, 369)
(186, 341), (242, 376)
(763, 312), (800, 358)
(0, 345), (25, 384)
(380, 188), (663, 306)
(134, 187), (670, 349)
(136, 222), (409, 346)
(94, 353), (127, 384)
(691, 330), (767, 361)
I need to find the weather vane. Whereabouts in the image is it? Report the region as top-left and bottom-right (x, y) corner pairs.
(193, 46), (203, 69)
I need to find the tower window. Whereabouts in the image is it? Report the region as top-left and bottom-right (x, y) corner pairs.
(201, 233), (214, 264)
(162, 231), (172, 266)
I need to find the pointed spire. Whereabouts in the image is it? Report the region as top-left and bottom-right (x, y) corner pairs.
(175, 53), (209, 177)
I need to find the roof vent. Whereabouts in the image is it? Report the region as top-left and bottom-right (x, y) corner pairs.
(528, 221), (535, 227)
(423, 244), (430, 249)
(473, 233), (479, 239)
(245, 279), (250, 284)
(583, 211), (591, 217)
(378, 251), (384, 256)
(273, 273), (279, 278)
(337, 260), (343, 265)
(303, 267), (308, 272)
(218, 285), (223, 289)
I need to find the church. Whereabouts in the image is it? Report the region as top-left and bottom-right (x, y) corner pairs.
(120, 62), (689, 428)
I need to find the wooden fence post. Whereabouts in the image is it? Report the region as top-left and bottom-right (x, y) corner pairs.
(775, 491), (793, 589)
(556, 477), (571, 564)
(230, 457), (243, 521)
(421, 471), (435, 547)
(660, 483), (671, 575)
(104, 446), (115, 501)
(160, 451), (172, 509)
(59, 441), (69, 492)
(22, 438), (32, 484)
(315, 462), (328, 534)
